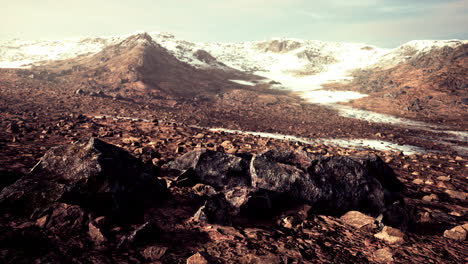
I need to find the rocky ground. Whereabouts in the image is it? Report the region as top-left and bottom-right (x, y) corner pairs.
(1, 78), (467, 263)
(0, 36), (467, 263)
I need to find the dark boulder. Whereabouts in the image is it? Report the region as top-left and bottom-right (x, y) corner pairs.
(250, 149), (312, 195)
(251, 150), (404, 216)
(305, 155), (398, 216)
(0, 137), (167, 220)
(168, 149), (251, 190)
(170, 148), (406, 224)
(193, 193), (233, 225)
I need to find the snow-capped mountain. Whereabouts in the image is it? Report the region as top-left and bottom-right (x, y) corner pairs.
(369, 39), (467, 70)
(0, 32), (466, 105)
(2, 32), (465, 73)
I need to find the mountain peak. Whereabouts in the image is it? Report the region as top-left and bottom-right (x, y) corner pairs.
(119, 32), (155, 47)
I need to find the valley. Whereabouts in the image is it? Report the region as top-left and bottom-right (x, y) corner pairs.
(0, 32), (467, 263)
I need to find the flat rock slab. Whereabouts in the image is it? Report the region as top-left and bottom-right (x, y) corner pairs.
(340, 211), (376, 229)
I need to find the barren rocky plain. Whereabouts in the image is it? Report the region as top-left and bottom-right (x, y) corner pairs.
(0, 33), (467, 263)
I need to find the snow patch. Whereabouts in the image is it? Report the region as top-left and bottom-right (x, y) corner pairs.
(208, 127), (424, 155)
(229, 79), (256, 86)
(370, 39), (468, 69)
(299, 90), (367, 104)
(330, 105), (430, 127)
(0, 60), (35, 68)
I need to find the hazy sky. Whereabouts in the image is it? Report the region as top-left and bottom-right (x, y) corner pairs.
(2, 0), (467, 47)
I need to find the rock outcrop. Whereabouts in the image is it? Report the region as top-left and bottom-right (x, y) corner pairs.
(0, 137), (167, 221)
(168, 148), (407, 227)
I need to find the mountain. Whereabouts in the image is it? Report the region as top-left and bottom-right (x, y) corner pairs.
(338, 40), (468, 125)
(0, 32), (466, 126)
(20, 33), (261, 99)
(1, 32), (467, 264)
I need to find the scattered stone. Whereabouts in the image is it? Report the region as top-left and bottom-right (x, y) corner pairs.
(122, 137), (141, 145)
(417, 212), (432, 223)
(340, 211), (376, 229)
(443, 225), (467, 241)
(194, 133), (205, 139)
(193, 193), (232, 225)
(279, 216), (296, 229)
(373, 248), (394, 263)
(45, 203), (87, 234)
(192, 184), (217, 197)
(88, 222), (106, 245)
(134, 148), (144, 155)
(412, 179), (424, 184)
(374, 226), (406, 244)
(35, 215), (48, 228)
(141, 246), (168, 261)
(407, 99), (423, 112)
(436, 176), (451, 181)
(422, 194), (438, 202)
(75, 89), (85, 95)
(424, 179), (434, 185)
(445, 190), (468, 200)
(186, 252), (209, 264)
(277, 205), (311, 229)
(449, 211), (463, 217)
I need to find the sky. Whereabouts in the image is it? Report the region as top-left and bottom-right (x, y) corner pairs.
(2, 0), (467, 47)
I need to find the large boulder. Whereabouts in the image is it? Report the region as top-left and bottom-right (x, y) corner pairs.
(169, 148), (406, 224)
(168, 149), (251, 190)
(0, 138), (167, 220)
(252, 151), (403, 216)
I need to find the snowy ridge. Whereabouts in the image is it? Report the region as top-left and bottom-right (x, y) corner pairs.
(369, 39), (468, 69)
(0, 32), (465, 120)
(0, 32), (465, 108)
(147, 33), (390, 104)
(1, 32), (465, 74)
(0, 37), (115, 68)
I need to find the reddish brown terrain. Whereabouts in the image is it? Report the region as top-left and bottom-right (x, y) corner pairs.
(332, 43), (468, 128)
(0, 34), (467, 263)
